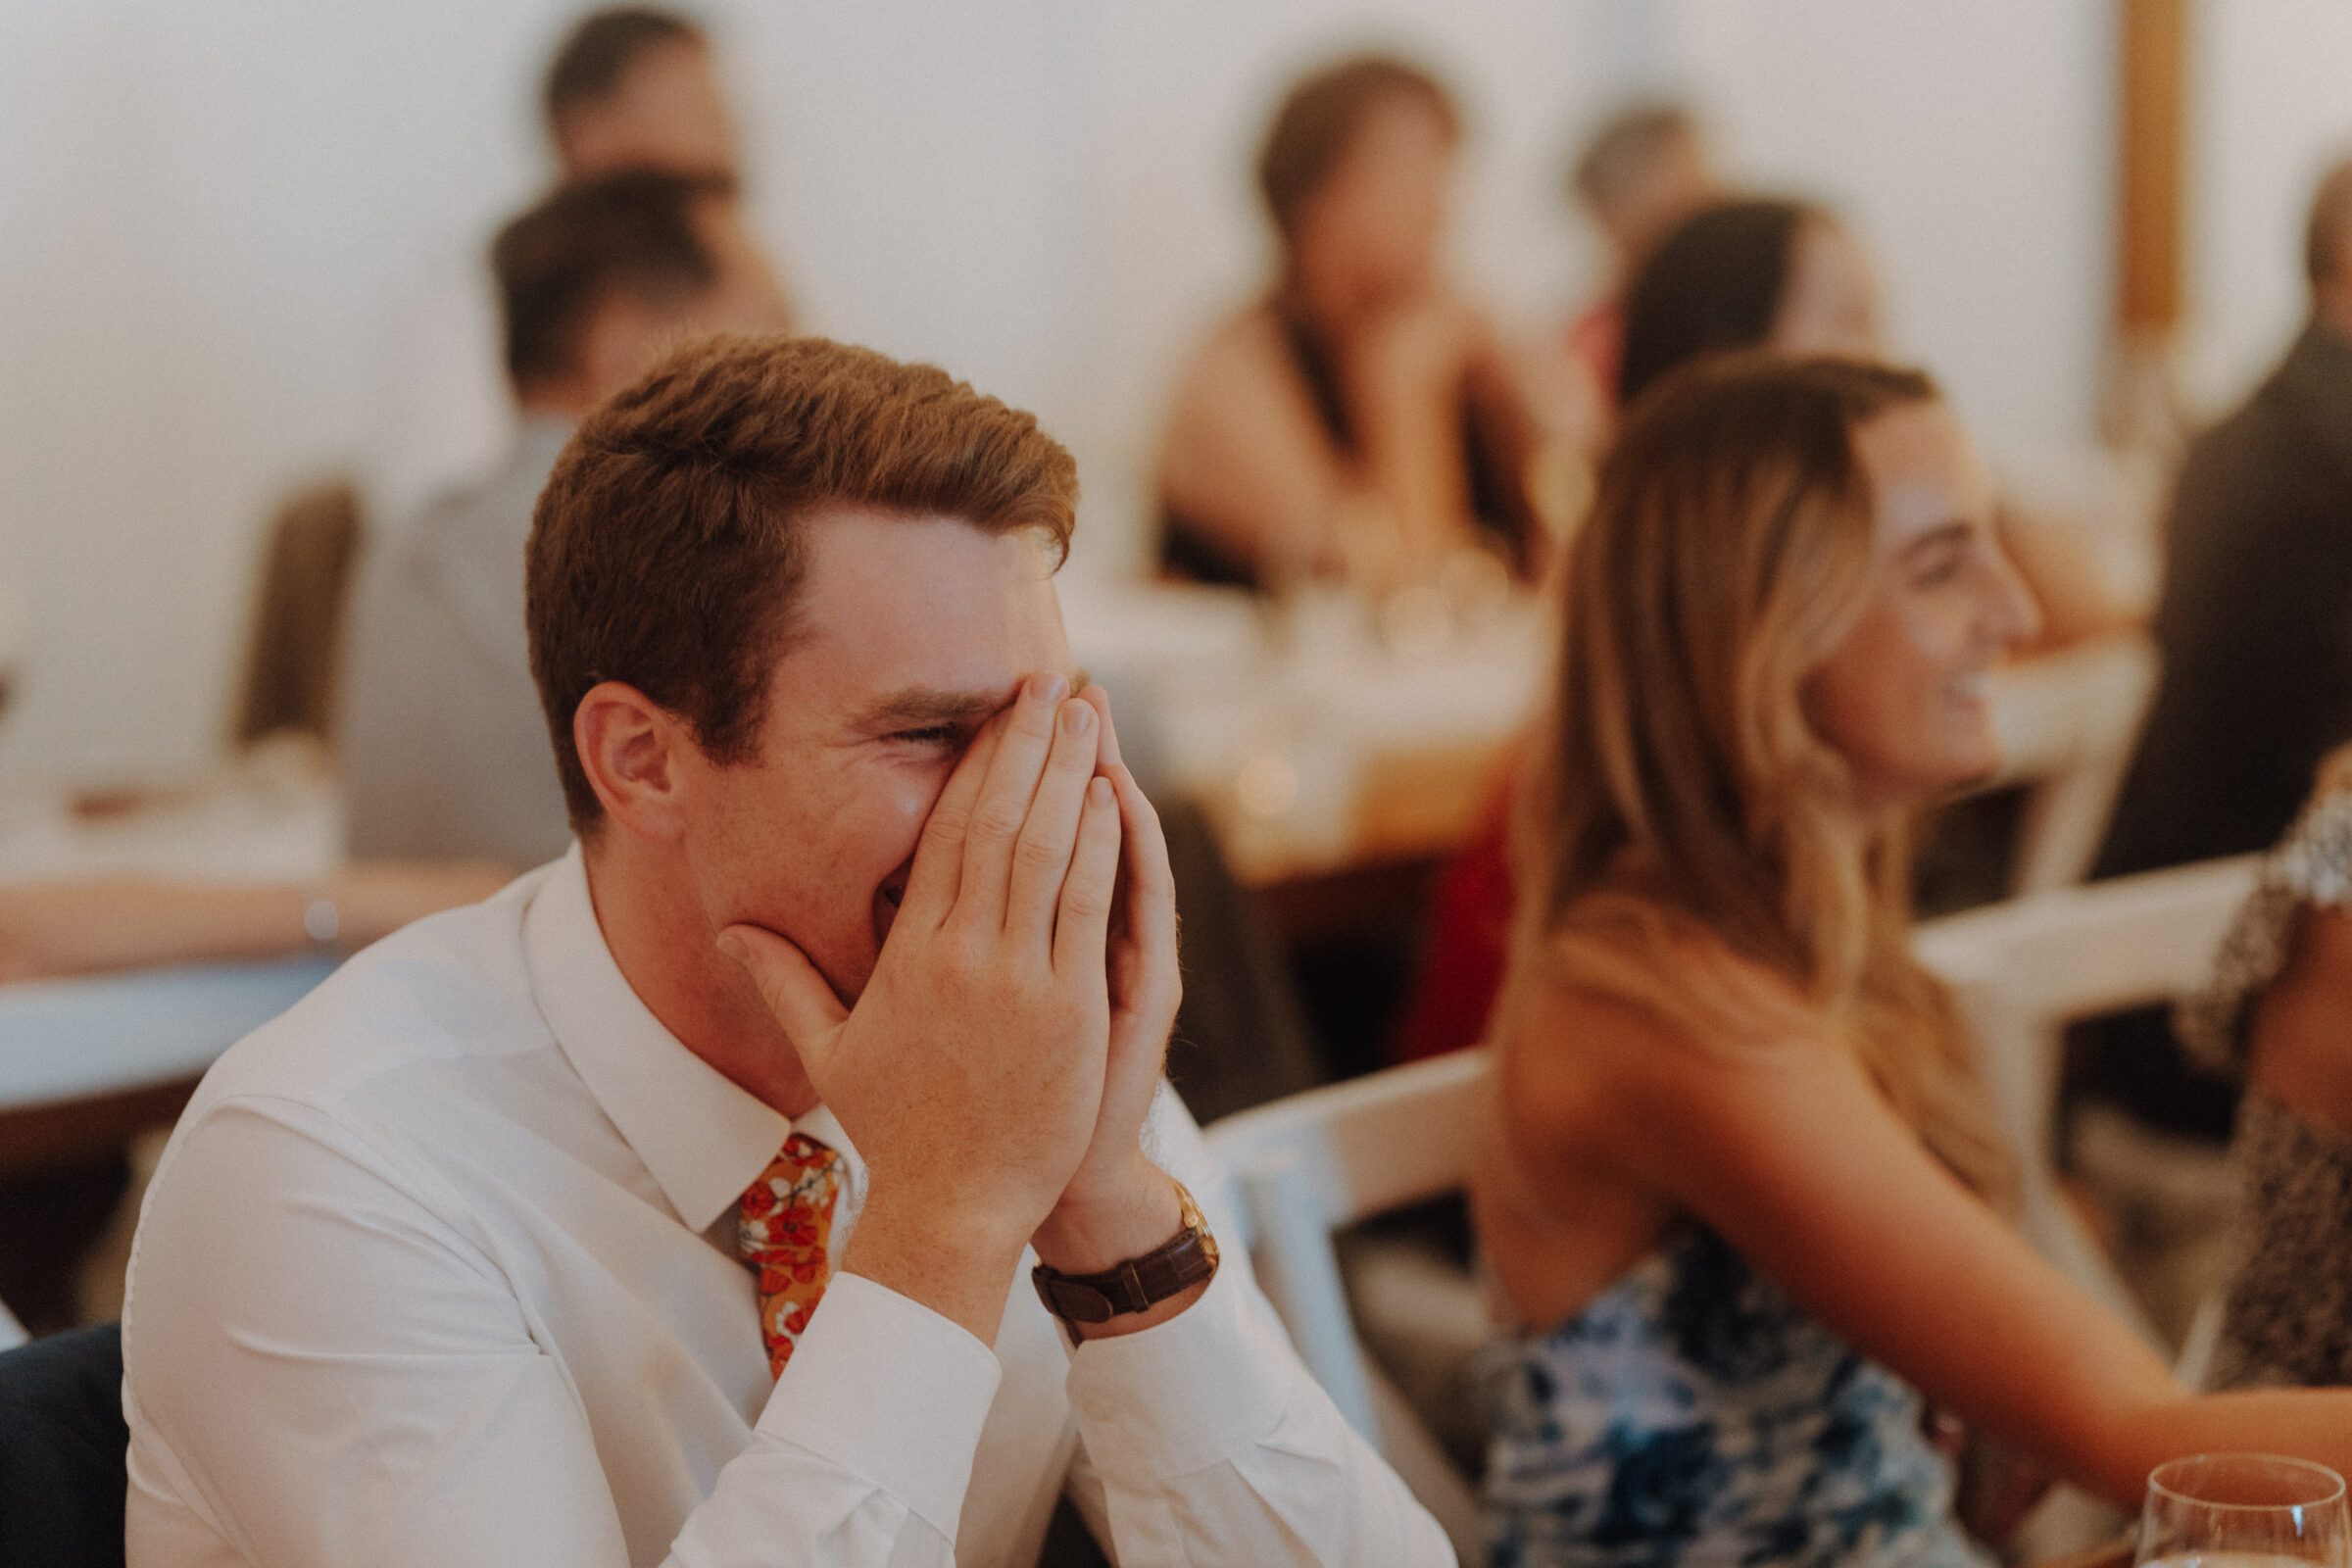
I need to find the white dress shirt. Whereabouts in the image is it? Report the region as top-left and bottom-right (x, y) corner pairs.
(122, 847), (1453, 1567)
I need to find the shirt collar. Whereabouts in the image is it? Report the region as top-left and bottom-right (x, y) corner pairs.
(522, 845), (821, 1234)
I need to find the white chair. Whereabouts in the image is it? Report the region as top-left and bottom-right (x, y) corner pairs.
(1914, 856), (2257, 1341)
(1983, 633), (2160, 896)
(1205, 1048), (1490, 1561)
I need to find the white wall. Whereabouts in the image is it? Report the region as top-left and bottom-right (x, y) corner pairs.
(1660, 0), (2116, 469)
(0, 0), (2135, 787)
(0, 0), (575, 784)
(2184, 0), (2352, 414)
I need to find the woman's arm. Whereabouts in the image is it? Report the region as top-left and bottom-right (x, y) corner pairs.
(1340, 297), (1486, 576)
(2246, 904), (2352, 1133)
(1500, 980), (2352, 1509)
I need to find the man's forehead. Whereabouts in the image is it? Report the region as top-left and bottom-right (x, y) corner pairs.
(782, 508), (1070, 718)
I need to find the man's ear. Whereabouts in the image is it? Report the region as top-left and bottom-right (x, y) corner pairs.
(574, 680), (692, 842)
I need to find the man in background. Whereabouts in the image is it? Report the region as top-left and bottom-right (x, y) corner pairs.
(2097, 157), (2352, 882)
(2080, 158), (2352, 1145)
(1560, 102), (1720, 417)
(343, 167), (791, 867)
(364, 6), (782, 531)
(546, 5), (739, 179)
(0, 168), (789, 985)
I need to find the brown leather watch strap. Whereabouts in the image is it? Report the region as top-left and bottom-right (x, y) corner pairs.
(1032, 1180), (1220, 1327)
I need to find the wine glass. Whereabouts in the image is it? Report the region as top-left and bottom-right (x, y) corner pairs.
(2136, 1454), (2350, 1568)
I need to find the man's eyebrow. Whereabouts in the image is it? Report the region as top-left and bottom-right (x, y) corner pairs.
(853, 669), (1091, 731)
(855, 687), (1005, 730)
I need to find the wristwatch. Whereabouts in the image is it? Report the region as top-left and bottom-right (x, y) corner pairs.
(1032, 1180), (1220, 1330)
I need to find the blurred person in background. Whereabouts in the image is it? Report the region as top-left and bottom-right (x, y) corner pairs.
(2176, 743), (2352, 1392)
(1619, 198), (2139, 653)
(546, 4), (739, 179)
(2097, 157), (2352, 884)
(344, 167), (790, 868)
(2071, 159), (2352, 1156)
(1475, 354), (2352, 1568)
(1616, 196), (1883, 407)
(1156, 53), (1542, 595)
(0, 169), (788, 984)
(1559, 103), (1721, 422)
(364, 5), (783, 534)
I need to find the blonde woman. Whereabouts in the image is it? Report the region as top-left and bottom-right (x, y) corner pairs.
(1472, 356), (2352, 1568)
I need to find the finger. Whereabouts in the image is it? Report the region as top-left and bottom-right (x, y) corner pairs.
(896, 715), (1005, 928)
(1077, 682), (1123, 771)
(716, 924), (849, 1061)
(1104, 762), (1177, 964)
(1053, 776), (1122, 979)
(956, 671), (1067, 926)
(1005, 698), (1102, 945)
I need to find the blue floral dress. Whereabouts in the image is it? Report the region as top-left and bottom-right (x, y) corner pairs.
(1479, 1225), (1991, 1568)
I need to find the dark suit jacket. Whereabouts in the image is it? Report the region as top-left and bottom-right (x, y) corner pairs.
(2096, 322), (2352, 878)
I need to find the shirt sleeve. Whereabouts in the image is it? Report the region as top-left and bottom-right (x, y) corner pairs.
(123, 1097), (999, 1568)
(1059, 1089), (1458, 1567)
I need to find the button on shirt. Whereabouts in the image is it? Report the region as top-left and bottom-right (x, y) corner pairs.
(122, 848), (1453, 1567)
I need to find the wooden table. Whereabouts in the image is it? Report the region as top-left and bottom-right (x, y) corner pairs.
(0, 752), (343, 1169)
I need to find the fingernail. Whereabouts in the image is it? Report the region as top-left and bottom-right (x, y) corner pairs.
(714, 929), (748, 964)
(1062, 701), (1093, 734)
(1032, 672), (1067, 704)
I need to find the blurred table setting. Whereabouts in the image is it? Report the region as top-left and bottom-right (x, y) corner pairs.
(1065, 566), (2155, 906)
(0, 741), (342, 1162)
(1065, 565), (1548, 890)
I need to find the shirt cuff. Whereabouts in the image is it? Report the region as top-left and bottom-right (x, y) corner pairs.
(1062, 1258), (1293, 1481)
(755, 1271), (1004, 1539)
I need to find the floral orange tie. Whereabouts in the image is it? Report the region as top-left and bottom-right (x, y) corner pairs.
(735, 1132), (846, 1378)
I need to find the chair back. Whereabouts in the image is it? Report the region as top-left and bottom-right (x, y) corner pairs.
(1915, 856), (2258, 1338)
(233, 481), (363, 749)
(1984, 633), (2159, 895)
(1204, 1049), (1490, 1558)
(0, 1322), (128, 1568)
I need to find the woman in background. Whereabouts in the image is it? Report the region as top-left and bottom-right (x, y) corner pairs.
(1474, 354), (2352, 1568)
(1156, 54), (1540, 594)
(2176, 743), (2352, 1390)
(1394, 196), (1882, 1066)
(1558, 103), (1722, 414)
(1615, 196), (1882, 407)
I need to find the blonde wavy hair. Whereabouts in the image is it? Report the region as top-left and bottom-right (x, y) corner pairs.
(1519, 353), (2014, 1204)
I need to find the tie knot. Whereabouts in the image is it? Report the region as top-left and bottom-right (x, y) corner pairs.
(736, 1132), (843, 1261)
